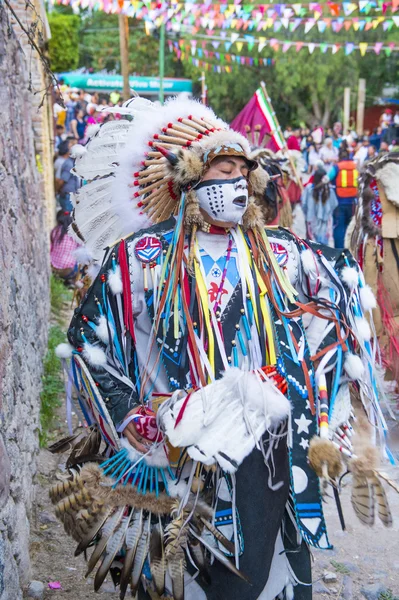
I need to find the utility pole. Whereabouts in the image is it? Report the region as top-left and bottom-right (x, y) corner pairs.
(343, 87), (351, 135)
(118, 14), (130, 101)
(356, 78), (366, 136)
(158, 21), (165, 104)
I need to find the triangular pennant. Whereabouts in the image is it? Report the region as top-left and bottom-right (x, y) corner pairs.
(258, 37), (268, 52)
(374, 42), (383, 54)
(236, 41), (244, 52)
(308, 43), (316, 53)
(296, 41), (304, 51)
(359, 42), (368, 56)
(282, 42), (292, 52)
(332, 44), (340, 54)
(320, 43), (329, 53)
(304, 19), (315, 33)
(345, 42), (355, 55)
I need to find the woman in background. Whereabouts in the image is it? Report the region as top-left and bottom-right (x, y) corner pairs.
(302, 162), (338, 246)
(50, 211), (80, 286)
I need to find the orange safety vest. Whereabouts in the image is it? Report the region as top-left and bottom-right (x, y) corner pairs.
(336, 160), (358, 198)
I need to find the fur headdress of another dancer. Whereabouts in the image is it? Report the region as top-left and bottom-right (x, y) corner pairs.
(70, 97), (269, 263)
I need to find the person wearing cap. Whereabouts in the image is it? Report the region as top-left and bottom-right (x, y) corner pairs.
(54, 97), (391, 600)
(380, 108), (393, 130)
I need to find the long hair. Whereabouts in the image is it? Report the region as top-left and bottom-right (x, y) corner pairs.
(52, 210), (73, 244)
(312, 168), (329, 204)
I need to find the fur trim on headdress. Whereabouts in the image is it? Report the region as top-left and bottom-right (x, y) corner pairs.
(248, 162), (270, 196)
(183, 189), (205, 230)
(242, 197), (265, 230)
(172, 148), (204, 187)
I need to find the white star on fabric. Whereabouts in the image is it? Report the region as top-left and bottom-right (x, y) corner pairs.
(305, 399), (311, 411)
(294, 413), (313, 435)
(299, 437), (309, 450)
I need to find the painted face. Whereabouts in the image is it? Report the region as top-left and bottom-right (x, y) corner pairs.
(195, 176), (249, 224)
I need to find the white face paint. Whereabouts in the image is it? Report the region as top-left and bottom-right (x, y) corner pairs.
(195, 176), (249, 225)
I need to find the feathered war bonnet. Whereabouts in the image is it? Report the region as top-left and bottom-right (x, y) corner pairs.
(112, 97), (269, 233)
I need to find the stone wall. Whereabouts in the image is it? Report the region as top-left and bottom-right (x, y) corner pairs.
(0, 5), (50, 599)
(12, 0), (56, 231)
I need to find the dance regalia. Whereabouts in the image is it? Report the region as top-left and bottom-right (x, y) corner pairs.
(53, 98), (395, 600)
(347, 152), (399, 383)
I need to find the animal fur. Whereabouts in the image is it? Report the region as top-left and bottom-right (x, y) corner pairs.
(359, 284), (377, 312)
(301, 248), (317, 275)
(82, 342), (107, 369)
(344, 353), (365, 380)
(341, 265), (359, 290)
(172, 148), (204, 187)
(108, 265), (123, 295)
(308, 437), (343, 479)
(242, 198), (265, 231)
(55, 343), (73, 359)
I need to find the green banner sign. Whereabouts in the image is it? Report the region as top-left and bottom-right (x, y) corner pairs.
(58, 73), (193, 95)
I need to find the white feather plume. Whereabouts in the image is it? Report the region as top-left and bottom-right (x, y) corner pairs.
(354, 316), (372, 342)
(95, 315), (114, 344)
(329, 383), (352, 432)
(119, 437), (169, 468)
(108, 265), (123, 295)
(73, 246), (93, 265)
(85, 123), (101, 139)
(359, 284), (377, 311)
(55, 343), (73, 359)
(82, 342), (107, 369)
(70, 144), (87, 159)
(341, 265), (359, 289)
(159, 368), (290, 472)
(301, 248), (317, 275)
(344, 353), (365, 380)
(87, 262), (101, 281)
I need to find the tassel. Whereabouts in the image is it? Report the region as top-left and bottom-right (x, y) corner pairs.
(341, 265), (359, 289)
(82, 343), (107, 369)
(55, 343), (73, 359)
(344, 353), (365, 380)
(108, 265), (123, 295)
(359, 284), (377, 311)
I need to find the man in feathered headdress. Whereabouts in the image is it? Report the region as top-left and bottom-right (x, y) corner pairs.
(54, 98), (394, 600)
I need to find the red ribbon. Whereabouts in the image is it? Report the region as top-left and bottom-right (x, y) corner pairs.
(118, 239), (136, 343)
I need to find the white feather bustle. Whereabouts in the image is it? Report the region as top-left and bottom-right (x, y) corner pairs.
(359, 284), (377, 311)
(120, 437), (169, 468)
(341, 265), (359, 289)
(82, 343), (107, 369)
(85, 123), (101, 139)
(73, 246), (93, 266)
(87, 262), (101, 281)
(344, 353), (365, 380)
(301, 248), (317, 276)
(95, 315), (114, 344)
(55, 343), (73, 359)
(354, 316), (372, 342)
(70, 144), (87, 159)
(108, 265), (123, 295)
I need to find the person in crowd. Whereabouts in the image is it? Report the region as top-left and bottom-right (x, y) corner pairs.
(307, 141), (320, 172)
(86, 102), (99, 126)
(380, 140), (389, 154)
(369, 127), (382, 151)
(110, 89), (121, 105)
(332, 121), (342, 149)
(65, 91), (79, 133)
(54, 140), (70, 180)
(365, 145), (378, 163)
(380, 108), (393, 129)
(50, 210), (80, 286)
(70, 108), (87, 142)
(319, 137), (338, 166)
(329, 147), (358, 248)
(283, 124), (292, 139)
(56, 139), (80, 212)
(76, 89), (88, 114)
(354, 135), (370, 168)
(286, 127), (301, 151)
(311, 123), (323, 145)
(54, 124), (66, 151)
(302, 161), (338, 245)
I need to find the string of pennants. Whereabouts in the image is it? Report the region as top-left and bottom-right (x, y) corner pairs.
(172, 35), (399, 55)
(50, 0), (399, 28)
(168, 40), (275, 68)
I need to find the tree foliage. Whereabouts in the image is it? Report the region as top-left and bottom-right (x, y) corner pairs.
(48, 13), (80, 72)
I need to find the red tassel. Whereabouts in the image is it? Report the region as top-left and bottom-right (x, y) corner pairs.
(118, 239), (136, 343)
(174, 392), (194, 429)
